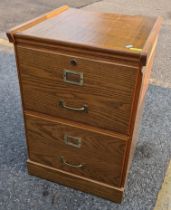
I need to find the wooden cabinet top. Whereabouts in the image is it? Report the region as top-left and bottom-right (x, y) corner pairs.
(7, 5), (162, 66)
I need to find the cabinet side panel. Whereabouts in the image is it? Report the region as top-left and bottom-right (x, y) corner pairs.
(121, 68), (143, 186)
(13, 44), (31, 158)
(121, 33), (159, 186)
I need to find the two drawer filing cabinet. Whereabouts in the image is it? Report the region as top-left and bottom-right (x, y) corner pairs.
(7, 5), (162, 202)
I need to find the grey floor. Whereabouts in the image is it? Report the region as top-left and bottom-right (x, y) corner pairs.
(0, 47), (171, 210)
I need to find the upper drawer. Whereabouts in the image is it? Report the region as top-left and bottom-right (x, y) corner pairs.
(17, 46), (139, 134)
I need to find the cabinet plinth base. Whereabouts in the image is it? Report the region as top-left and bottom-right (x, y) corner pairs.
(27, 160), (124, 203)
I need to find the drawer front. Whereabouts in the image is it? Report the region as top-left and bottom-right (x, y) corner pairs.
(17, 46), (139, 134)
(25, 114), (127, 187)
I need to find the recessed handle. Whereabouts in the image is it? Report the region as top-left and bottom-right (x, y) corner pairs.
(59, 100), (88, 113)
(60, 156), (83, 168)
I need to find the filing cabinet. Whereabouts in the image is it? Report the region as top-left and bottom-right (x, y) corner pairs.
(7, 5), (162, 202)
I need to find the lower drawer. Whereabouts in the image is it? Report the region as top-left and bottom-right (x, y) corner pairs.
(25, 113), (128, 187)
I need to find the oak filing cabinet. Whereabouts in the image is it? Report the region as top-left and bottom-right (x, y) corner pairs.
(7, 5), (162, 202)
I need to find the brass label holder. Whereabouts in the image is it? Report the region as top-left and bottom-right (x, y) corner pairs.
(64, 69), (83, 86)
(64, 134), (82, 148)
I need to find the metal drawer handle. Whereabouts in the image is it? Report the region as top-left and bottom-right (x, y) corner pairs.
(60, 156), (83, 168)
(64, 134), (81, 148)
(59, 100), (88, 113)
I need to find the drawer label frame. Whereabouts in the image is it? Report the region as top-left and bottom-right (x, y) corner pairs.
(64, 69), (84, 86)
(64, 134), (82, 148)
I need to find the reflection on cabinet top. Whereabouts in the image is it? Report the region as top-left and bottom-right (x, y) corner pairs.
(7, 5), (162, 66)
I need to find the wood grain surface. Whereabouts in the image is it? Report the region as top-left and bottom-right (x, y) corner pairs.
(18, 8), (157, 54)
(6, 5), (69, 43)
(27, 160), (124, 203)
(7, 7), (162, 66)
(120, 32), (160, 186)
(25, 113), (127, 187)
(17, 46), (139, 134)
